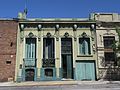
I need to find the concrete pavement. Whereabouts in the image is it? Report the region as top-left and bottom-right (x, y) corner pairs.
(0, 81), (120, 86)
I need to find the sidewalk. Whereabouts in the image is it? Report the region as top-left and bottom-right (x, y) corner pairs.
(0, 81), (120, 87)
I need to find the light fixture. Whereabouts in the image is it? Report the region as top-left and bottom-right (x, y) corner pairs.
(38, 24), (42, 30)
(56, 24), (59, 30)
(73, 24), (77, 30)
(20, 24), (24, 30)
(91, 24), (95, 30)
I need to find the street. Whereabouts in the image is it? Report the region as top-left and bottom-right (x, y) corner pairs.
(0, 83), (120, 90)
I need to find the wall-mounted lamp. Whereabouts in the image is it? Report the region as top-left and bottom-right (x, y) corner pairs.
(20, 24), (24, 30)
(38, 24), (42, 31)
(73, 24), (77, 30)
(91, 24), (95, 30)
(55, 24), (59, 30)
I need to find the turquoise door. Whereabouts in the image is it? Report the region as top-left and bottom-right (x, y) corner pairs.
(76, 61), (96, 80)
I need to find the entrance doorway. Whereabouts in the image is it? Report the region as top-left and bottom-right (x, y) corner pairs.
(25, 69), (34, 81)
(61, 38), (73, 79)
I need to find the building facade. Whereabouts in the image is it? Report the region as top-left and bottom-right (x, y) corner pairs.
(0, 13), (120, 82)
(15, 15), (98, 81)
(91, 13), (120, 80)
(0, 20), (18, 82)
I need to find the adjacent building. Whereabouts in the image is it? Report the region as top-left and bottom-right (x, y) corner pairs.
(91, 13), (120, 80)
(0, 20), (18, 82)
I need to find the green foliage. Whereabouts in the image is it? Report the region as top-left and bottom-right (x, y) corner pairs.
(115, 27), (120, 66)
(116, 27), (120, 36)
(112, 40), (117, 52)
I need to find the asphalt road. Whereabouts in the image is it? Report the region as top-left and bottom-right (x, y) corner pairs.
(0, 83), (120, 90)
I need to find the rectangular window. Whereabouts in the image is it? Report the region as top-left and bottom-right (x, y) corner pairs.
(104, 52), (115, 64)
(61, 38), (72, 54)
(43, 38), (54, 59)
(103, 36), (115, 49)
(26, 38), (36, 59)
(43, 38), (55, 67)
(79, 38), (90, 55)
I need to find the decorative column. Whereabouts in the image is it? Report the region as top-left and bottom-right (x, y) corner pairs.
(37, 24), (42, 81)
(55, 24), (61, 79)
(73, 24), (77, 79)
(17, 24), (25, 82)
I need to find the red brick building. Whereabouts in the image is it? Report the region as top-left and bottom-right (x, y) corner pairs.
(0, 20), (18, 82)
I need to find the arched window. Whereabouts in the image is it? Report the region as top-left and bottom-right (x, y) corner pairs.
(79, 38), (90, 55)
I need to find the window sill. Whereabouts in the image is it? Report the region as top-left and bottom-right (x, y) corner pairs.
(77, 55), (93, 57)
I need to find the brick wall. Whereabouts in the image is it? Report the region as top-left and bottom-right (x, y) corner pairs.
(0, 20), (17, 82)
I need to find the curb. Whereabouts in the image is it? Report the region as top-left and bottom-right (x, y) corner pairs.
(0, 81), (78, 87)
(0, 81), (120, 87)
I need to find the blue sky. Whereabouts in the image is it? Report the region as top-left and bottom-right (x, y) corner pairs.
(0, 0), (120, 18)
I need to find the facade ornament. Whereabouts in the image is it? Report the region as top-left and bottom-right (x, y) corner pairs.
(28, 32), (34, 38)
(74, 37), (77, 41)
(20, 37), (24, 42)
(92, 44), (96, 53)
(81, 32), (88, 38)
(46, 32), (52, 38)
(38, 36), (41, 41)
(56, 37), (59, 41)
(64, 32), (69, 38)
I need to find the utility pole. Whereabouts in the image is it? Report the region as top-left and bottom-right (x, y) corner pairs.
(24, 0), (28, 14)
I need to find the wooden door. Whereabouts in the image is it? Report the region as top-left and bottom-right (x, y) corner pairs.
(76, 61), (95, 80)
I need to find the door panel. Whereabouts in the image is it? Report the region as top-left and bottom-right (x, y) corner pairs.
(67, 55), (72, 78)
(61, 38), (73, 79)
(76, 61), (95, 80)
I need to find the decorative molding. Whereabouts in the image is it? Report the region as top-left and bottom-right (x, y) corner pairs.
(20, 37), (24, 42)
(81, 32), (88, 38)
(28, 32), (34, 38)
(38, 36), (41, 41)
(56, 37), (59, 41)
(46, 32), (52, 38)
(64, 32), (69, 38)
(103, 33), (115, 35)
(20, 31), (24, 43)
